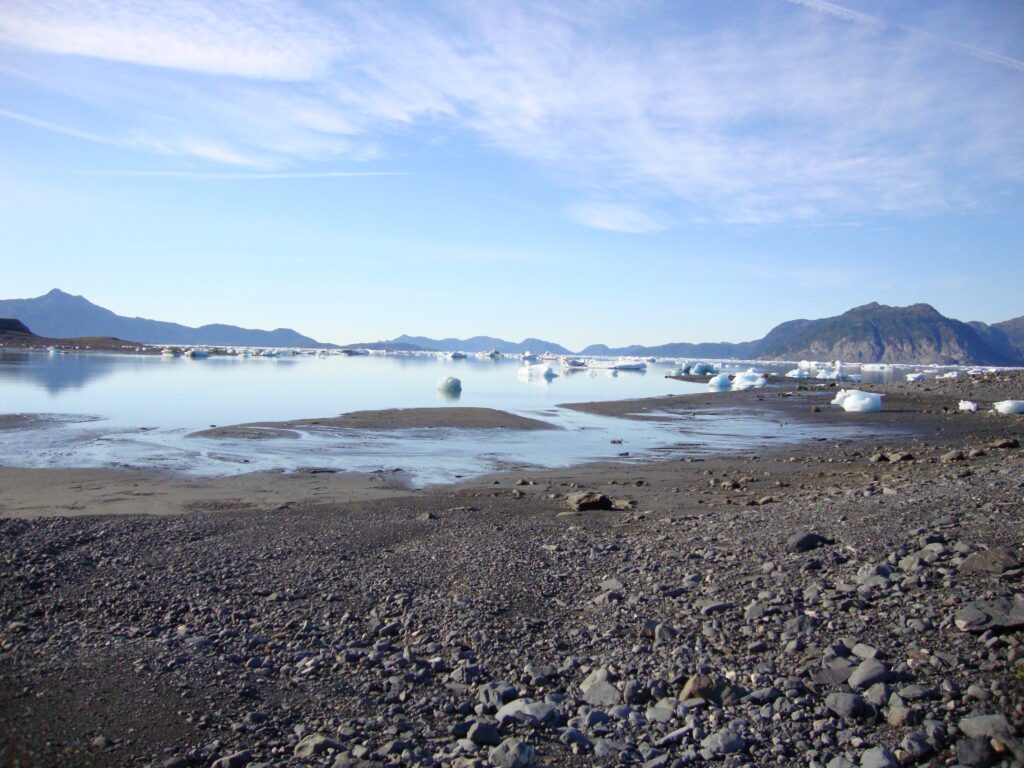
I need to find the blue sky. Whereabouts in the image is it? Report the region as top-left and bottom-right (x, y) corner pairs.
(1, 0), (1023, 348)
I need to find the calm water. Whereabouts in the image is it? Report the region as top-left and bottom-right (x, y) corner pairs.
(0, 351), (886, 483)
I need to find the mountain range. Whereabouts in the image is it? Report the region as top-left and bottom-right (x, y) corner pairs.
(378, 303), (1024, 365)
(1, 289), (1022, 365)
(0, 289), (329, 348)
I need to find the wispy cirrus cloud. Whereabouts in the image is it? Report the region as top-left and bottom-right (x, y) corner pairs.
(569, 203), (666, 234)
(1, 0), (1022, 228)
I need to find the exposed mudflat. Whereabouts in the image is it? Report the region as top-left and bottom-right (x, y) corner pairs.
(191, 408), (559, 440)
(1, 373), (1023, 768)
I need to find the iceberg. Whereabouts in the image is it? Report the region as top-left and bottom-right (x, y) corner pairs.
(519, 364), (558, 381)
(437, 376), (462, 393)
(707, 373), (732, 391)
(831, 389), (883, 413)
(785, 368), (811, 379)
(993, 400), (1024, 415)
(958, 400), (978, 413)
(691, 362), (719, 376)
(731, 370), (768, 391)
(905, 372), (925, 382)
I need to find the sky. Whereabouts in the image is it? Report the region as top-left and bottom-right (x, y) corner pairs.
(1, 0), (1023, 349)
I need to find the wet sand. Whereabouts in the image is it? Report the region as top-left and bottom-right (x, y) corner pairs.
(190, 406), (558, 440)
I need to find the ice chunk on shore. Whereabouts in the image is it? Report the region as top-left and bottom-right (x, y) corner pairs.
(959, 400), (978, 413)
(437, 376), (462, 393)
(731, 370), (768, 390)
(906, 372), (925, 382)
(993, 400), (1024, 415)
(707, 373), (732, 391)
(831, 389), (883, 413)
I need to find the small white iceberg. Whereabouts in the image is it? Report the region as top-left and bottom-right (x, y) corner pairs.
(905, 372), (925, 382)
(785, 368), (811, 379)
(993, 400), (1024, 415)
(707, 373), (732, 391)
(437, 376), (462, 394)
(958, 400), (978, 413)
(731, 370), (768, 391)
(831, 389), (883, 413)
(519, 364), (558, 381)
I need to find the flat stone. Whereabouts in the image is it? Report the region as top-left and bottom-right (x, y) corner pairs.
(489, 738), (537, 768)
(786, 530), (831, 553)
(958, 547), (1020, 575)
(859, 746), (898, 768)
(847, 658), (890, 690)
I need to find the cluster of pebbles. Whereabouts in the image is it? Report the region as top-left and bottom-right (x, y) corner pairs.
(1, 381), (1022, 768)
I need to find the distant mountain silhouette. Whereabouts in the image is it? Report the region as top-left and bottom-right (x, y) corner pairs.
(0, 289), (330, 348)
(389, 335), (572, 355)
(379, 303), (1024, 365)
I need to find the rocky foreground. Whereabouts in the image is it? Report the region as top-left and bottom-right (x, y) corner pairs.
(1, 378), (1023, 768)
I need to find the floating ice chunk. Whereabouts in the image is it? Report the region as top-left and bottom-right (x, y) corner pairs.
(691, 362), (719, 376)
(958, 400), (978, 413)
(437, 376), (462, 393)
(906, 372), (925, 382)
(993, 400), (1024, 415)
(731, 370), (768, 391)
(798, 360), (813, 371)
(785, 368), (811, 379)
(938, 371), (959, 379)
(519, 364), (558, 381)
(707, 373), (732, 391)
(831, 389), (883, 413)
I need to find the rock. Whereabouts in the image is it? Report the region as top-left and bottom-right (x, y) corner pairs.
(294, 734), (343, 757)
(700, 728), (747, 755)
(582, 680), (622, 707)
(899, 731), (933, 760)
(859, 746), (897, 768)
(566, 491), (613, 511)
(489, 737), (537, 768)
(940, 449), (965, 462)
(991, 437), (1020, 449)
(958, 547), (1020, 574)
(495, 698), (560, 727)
(847, 658), (890, 690)
(825, 692), (868, 719)
(956, 738), (996, 768)
(467, 721), (502, 746)
(786, 530), (831, 553)
(959, 714), (1024, 762)
(954, 595), (1024, 633)
(211, 752), (252, 768)
(679, 671), (729, 704)
(479, 681), (518, 709)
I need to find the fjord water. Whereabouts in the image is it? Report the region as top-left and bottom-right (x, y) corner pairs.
(0, 351), (872, 483)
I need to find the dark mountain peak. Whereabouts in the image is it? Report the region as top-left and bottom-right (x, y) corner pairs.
(0, 291), (328, 348)
(0, 318), (33, 334)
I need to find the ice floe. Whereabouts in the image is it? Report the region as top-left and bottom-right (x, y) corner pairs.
(437, 376), (462, 393)
(831, 389), (883, 413)
(993, 400), (1024, 415)
(959, 400), (979, 413)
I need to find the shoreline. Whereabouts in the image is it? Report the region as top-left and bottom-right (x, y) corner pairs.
(0, 374), (1022, 766)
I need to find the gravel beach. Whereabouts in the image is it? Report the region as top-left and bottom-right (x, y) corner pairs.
(1, 373), (1022, 768)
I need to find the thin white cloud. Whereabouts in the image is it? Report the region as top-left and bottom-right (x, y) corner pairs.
(1, 1), (1022, 224)
(785, 0), (1024, 73)
(0, 0), (337, 79)
(569, 203), (665, 234)
(74, 169), (409, 180)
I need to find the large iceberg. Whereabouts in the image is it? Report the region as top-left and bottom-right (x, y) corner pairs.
(831, 389), (883, 413)
(993, 400), (1024, 415)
